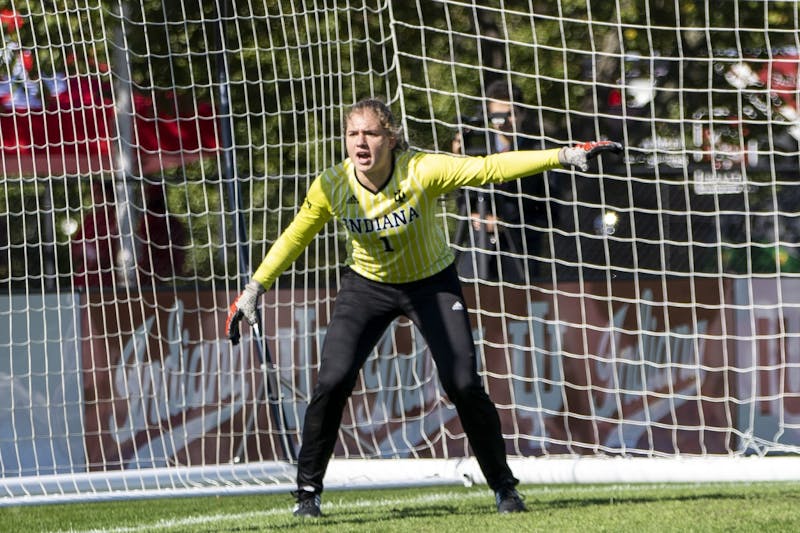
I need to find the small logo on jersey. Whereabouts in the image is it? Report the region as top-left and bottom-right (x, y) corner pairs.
(394, 190), (406, 203)
(305, 198), (312, 209)
(347, 194), (359, 204)
(451, 301), (464, 311)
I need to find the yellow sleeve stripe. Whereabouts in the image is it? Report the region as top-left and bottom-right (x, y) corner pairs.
(416, 148), (562, 194)
(251, 176), (333, 290)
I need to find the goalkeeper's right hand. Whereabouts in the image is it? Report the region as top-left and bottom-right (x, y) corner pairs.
(225, 280), (265, 345)
(558, 140), (623, 171)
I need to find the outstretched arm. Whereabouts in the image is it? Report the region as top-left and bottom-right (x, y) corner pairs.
(420, 140), (623, 195)
(250, 201), (330, 290)
(226, 181), (332, 345)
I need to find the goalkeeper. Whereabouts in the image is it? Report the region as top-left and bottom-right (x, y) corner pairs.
(226, 97), (621, 517)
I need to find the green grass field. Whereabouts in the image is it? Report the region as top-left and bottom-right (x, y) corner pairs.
(2, 482), (799, 532)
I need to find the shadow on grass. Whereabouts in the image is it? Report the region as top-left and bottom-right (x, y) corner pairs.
(200, 486), (800, 532)
(531, 489), (754, 512)
(253, 501), (493, 531)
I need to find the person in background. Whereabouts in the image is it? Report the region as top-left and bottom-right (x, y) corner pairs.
(226, 97), (621, 518)
(452, 79), (554, 282)
(136, 183), (186, 284)
(72, 181), (120, 289)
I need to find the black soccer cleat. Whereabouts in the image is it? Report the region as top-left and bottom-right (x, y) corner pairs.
(495, 486), (527, 513)
(292, 489), (322, 518)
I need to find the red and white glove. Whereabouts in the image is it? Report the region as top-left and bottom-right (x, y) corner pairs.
(225, 280), (265, 345)
(558, 141), (623, 171)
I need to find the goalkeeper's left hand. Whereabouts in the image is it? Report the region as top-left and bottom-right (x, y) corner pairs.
(558, 140), (623, 171)
(225, 280), (265, 345)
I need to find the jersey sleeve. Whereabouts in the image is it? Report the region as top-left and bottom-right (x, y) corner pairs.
(415, 148), (563, 195)
(251, 177), (333, 290)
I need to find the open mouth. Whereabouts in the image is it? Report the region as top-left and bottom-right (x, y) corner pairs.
(355, 151), (372, 165)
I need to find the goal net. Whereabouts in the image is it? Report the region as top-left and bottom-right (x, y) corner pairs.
(3, 0), (800, 505)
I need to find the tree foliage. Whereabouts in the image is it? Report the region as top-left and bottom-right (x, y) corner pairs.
(2, 1), (799, 288)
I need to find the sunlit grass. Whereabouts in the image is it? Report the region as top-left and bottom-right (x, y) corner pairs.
(3, 482), (800, 532)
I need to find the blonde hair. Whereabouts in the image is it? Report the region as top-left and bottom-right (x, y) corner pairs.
(346, 98), (408, 151)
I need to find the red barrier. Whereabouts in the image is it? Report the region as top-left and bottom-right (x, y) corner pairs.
(80, 278), (734, 469)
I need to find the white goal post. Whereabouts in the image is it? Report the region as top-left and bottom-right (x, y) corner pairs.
(3, 0), (800, 505)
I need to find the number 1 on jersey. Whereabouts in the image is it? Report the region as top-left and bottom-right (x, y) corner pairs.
(379, 235), (394, 252)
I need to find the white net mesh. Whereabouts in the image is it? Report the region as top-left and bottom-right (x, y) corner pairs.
(2, 0), (800, 503)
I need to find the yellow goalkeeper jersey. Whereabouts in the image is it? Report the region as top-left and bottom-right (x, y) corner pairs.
(252, 148), (562, 288)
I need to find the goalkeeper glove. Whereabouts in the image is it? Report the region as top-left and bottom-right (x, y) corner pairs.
(558, 141), (623, 171)
(225, 280), (265, 345)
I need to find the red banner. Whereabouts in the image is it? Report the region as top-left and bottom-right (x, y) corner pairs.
(332, 278), (735, 458)
(81, 278), (734, 470)
(734, 278), (800, 448)
(81, 290), (270, 470)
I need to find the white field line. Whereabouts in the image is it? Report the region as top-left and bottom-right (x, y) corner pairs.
(58, 490), (491, 533)
(56, 482), (753, 533)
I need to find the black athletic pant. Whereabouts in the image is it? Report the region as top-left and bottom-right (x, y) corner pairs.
(295, 263), (518, 493)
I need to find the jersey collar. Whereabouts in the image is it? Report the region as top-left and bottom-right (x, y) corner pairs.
(353, 153), (396, 194)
